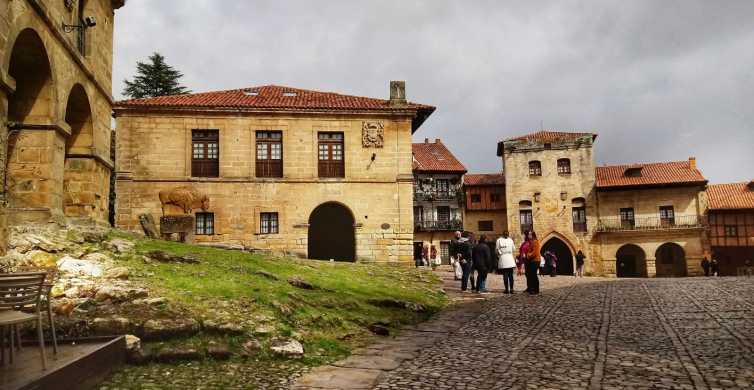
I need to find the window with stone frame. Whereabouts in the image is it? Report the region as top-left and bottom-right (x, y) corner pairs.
(557, 158), (571, 175)
(260, 212), (279, 234)
(572, 207), (587, 232)
(195, 212), (214, 235)
(478, 220), (494, 231)
(318, 132), (344, 178)
(256, 131), (283, 178)
(519, 210), (533, 233)
(659, 206), (675, 227)
(528, 161), (542, 176)
(192, 129), (219, 177)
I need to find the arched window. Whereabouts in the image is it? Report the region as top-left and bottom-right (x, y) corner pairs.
(557, 158), (571, 174)
(528, 161), (542, 176)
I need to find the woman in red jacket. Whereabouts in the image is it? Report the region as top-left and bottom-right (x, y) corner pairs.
(526, 231), (541, 295)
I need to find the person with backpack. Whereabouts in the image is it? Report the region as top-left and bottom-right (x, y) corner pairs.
(496, 230), (516, 294)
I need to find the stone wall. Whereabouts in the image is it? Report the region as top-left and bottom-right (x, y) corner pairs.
(115, 112), (416, 263)
(463, 209), (508, 241)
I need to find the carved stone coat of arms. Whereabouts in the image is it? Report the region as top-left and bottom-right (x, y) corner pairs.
(362, 121), (384, 148)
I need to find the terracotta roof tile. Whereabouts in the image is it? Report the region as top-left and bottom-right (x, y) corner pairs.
(707, 182), (754, 210)
(412, 140), (467, 173)
(505, 130), (597, 143)
(464, 173), (505, 186)
(596, 160), (707, 189)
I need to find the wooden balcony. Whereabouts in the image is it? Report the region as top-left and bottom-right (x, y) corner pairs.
(413, 190), (461, 203)
(414, 219), (463, 232)
(595, 215), (704, 233)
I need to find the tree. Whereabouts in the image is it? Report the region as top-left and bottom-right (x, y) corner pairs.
(123, 52), (190, 99)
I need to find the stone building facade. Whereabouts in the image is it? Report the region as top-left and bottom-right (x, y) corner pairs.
(0, 0), (124, 252)
(497, 131), (708, 277)
(462, 173), (507, 242)
(113, 83), (434, 263)
(411, 139), (465, 264)
(706, 181), (754, 275)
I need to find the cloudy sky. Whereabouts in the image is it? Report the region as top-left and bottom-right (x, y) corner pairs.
(113, 1), (754, 184)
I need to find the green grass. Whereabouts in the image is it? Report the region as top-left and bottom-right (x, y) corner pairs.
(107, 231), (447, 364)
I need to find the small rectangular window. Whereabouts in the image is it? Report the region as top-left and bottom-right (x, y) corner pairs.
(256, 131), (283, 178)
(520, 210), (533, 233)
(557, 159), (571, 175)
(470, 193), (482, 203)
(191, 130), (219, 177)
(529, 161), (542, 176)
(490, 193), (502, 202)
(724, 225), (738, 237)
(260, 212), (279, 234)
(318, 132), (345, 178)
(572, 207), (587, 232)
(195, 212), (214, 235)
(478, 220), (494, 231)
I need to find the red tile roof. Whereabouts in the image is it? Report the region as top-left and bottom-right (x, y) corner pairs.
(464, 173), (505, 186)
(505, 130), (597, 143)
(114, 85), (435, 131)
(596, 160), (707, 189)
(412, 140), (467, 173)
(707, 182), (754, 210)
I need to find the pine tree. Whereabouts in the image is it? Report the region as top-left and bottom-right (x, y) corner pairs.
(123, 52), (190, 99)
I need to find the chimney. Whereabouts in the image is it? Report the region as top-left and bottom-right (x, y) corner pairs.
(424, 138), (429, 144)
(435, 138), (440, 144)
(689, 156), (696, 169)
(389, 81), (406, 106)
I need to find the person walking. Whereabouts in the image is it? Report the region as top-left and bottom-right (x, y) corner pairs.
(496, 231), (516, 294)
(701, 255), (711, 277)
(473, 235), (492, 293)
(544, 250), (558, 277)
(710, 256), (719, 276)
(459, 232), (473, 291)
(430, 245), (438, 270)
(421, 245), (429, 267)
(525, 231), (541, 295)
(575, 250), (586, 277)
(519, 231), (532, 291)
(451, 231), (463, 280)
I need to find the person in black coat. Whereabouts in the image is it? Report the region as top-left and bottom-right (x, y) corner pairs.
(473, 235), (492, 293)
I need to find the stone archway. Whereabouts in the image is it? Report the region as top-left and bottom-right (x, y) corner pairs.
(7, 28), (54, 125)
(308, 202), (356, 262)
(655, 243), (687, 277)
(64, 84), (93, 154)
(616, 244), (647, 278)
(62, 84), (95, 217)
(541, 236), (574, 275)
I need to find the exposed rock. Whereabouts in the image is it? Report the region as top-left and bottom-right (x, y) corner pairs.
(81, 231), (108, 243)
(203, 320), (245, 335)
(125, 334), (142, 352)
(138, 214), (159, 239)
(368, 323), (391, 336)
(53, 300), (76, 316)
(154, 347), (201, 363)
(105, 238), (135, 253)
(104, 266), (130, 279)
(94, 285), (148, 302)
(142, 318), (200, 340)
(25, 234), (66, 253)
(82, 252), (113, 263)
(92, 316), (131, 335)
(367, 298), (427, 313)
(253, 270), (279, 280)
(288, 277), (316, 290)
(242, 339), (262, 355)
(269, 338), (304, 357)
(132, 297), (167, 306)
(57, 256), (103, 277)
(253, 325), (275, 336)
(145, 250), (201, 264)
(207, 344), (232, 360)
(25, 250), (58, 268)
(125, 335), (148, 365)
(198, 242), (246, 251)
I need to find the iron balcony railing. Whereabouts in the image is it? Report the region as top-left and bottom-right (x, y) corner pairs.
(414, 190), (461, 202)
(415, 219), (463, 232)
(595, 215), (703, 233)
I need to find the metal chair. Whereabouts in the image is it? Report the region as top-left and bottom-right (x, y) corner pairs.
(0, 272), (48, 369)
(4, 271), (59, 356)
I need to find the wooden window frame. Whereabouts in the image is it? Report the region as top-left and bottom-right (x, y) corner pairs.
(659, 206), (675, 227)
(470, 193), (482, 203)
(260, 212), (279, 234)
(192, 129), (219, 178)
(318, 132), (345, 178)
(490, 192), (502, 202)
(724, 225), (738, 237)
(519, 209), (533, 233)
(256, 131), (283, 178)
(557, 158), (571, 175)
(620, 208), (635, 229)
(195, 212), (214, 235)
(478, 220), (494, 232)
(572, 206), (587, 232)
(528, 161), (542, 176)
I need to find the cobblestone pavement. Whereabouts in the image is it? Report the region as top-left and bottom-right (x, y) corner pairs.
(369, 272), (754, 390)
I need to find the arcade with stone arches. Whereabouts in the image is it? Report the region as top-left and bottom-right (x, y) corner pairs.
(614, 242), (688, 278)
(540, 233), (577, 276)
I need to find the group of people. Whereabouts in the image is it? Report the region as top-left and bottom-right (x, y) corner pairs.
(415, 244), (441, 270)
(449, 230), (588, 295)
(701, 255), (720, 277)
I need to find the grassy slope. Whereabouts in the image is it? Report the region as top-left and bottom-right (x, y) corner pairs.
(109, 231), (447, 365)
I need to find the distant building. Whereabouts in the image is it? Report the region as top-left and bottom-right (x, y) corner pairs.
(462, 173), (507, 241)
(498, 130), (708, 277)
(114, 82), (435, 262)
(706, 181), (754, 275)
(411, 139), (466, 264)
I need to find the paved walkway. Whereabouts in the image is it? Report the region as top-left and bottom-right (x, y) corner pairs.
(295, 269), (754, 389)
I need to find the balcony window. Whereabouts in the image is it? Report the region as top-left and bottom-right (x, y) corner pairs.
(572, 207), (587, 232)
(318, 132), (344, 178)
(437, 206), (450, 222)
(256, 131), (283, 178)
(620, 208), (635, 229)
(192, 130), (219, 177)
(529, 161), (542, 176)
(470, 193), (481, 203)
(519, 210), (533, 234)
(724, 225), (738, 237)
(659, 206), (675, 227)
(557, 158), (571, 175)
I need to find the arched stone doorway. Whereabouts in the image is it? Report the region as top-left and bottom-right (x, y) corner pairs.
(655, 243), (687, 277)
(6, 28), (57, 217)
(308, 202), (355, 262)
(616, 244), (647, 277)
(62, 84), (94, 217)
(541, 236), (574, 275)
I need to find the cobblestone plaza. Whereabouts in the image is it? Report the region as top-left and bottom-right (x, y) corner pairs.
(369, 273), (754, 390)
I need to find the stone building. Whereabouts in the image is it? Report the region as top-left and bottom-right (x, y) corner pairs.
(462, 173), (507, 241)
(411, 139), (465, 264)
(706, 181), (754, 275)
(113, 82), (434, 262)
(0, 0), (125, 251)
(497, 130), (708, 277)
